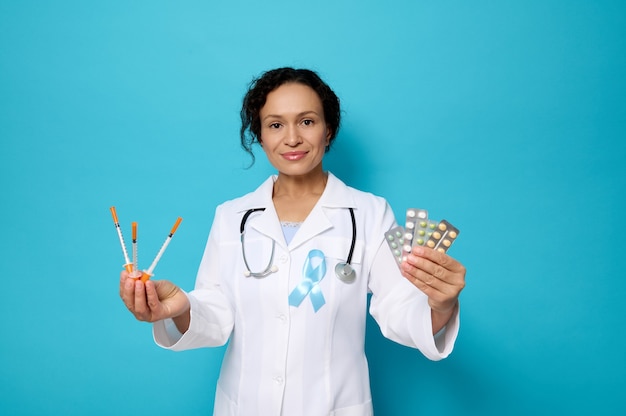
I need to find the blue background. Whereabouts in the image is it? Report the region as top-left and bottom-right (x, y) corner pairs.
(1, 0), (624, 415)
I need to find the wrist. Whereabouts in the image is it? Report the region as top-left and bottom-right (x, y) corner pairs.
(429, 298), (458, 315)
(172, 309), (190, 334)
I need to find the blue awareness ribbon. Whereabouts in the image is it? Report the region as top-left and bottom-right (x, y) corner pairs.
(288, 249), (327, 312)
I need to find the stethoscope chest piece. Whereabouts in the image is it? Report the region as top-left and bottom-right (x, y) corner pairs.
(335, 262), (356, 284)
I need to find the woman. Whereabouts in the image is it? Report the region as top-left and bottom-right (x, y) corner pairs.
(119, 67), (466, 415)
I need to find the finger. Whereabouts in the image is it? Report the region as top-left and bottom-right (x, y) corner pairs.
(401, 260), (445, 292)
(411, 246), (464, 273)
(144, 280), (163, 319)
(402, 253), (465, 296)
(120, 272), (136, 310)
(408, 248), (466, 288)
(119, 270), (127, 294)
(404, 253), (448, 285)
(133, 280), (150, 320)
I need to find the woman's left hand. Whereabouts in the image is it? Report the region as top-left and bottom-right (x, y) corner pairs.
(401, 246), (466, 332)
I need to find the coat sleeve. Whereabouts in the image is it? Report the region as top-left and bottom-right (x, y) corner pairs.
(367, 201), (460, 361)
(153, 205), (235, 350)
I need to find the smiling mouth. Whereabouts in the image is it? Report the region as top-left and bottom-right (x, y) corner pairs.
(282, 151), (307, 161)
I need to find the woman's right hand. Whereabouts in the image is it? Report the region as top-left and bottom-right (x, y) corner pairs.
(119, 271), (191, 332)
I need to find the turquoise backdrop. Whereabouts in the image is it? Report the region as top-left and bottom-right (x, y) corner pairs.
(1, 0), (624, 415)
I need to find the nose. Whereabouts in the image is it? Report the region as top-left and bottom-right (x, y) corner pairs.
(285, 125), (302, 146)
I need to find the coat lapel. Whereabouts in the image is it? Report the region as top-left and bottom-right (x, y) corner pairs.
(234, 176), (285, 247)
(248, 205), (284, 247)
(288, 205), (333, 250)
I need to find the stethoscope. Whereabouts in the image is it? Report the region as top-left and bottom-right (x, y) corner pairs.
(240, 207), (357, 283)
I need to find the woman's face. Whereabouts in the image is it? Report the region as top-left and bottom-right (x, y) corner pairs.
(259, 82), (331, 178)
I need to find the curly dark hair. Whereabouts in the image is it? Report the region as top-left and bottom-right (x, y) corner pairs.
(240, 67), (341, 165)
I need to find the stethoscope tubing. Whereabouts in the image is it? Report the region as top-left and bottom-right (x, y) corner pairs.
(240, 207), (356, 281)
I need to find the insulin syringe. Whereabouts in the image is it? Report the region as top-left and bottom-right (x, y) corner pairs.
(110, 206), (133, 273)
(131, 221), (141, 278)
(139, 217), (183, 282)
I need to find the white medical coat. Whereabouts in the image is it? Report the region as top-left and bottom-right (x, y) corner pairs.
(154, 172), (459, 416)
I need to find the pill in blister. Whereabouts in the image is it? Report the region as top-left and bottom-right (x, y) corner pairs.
(404, 208), (428, 247)
(385, 226), (407, 264)
(406, 208), (428, 222)
(411, 219), (438, 247)
(425, 220), (460, 253)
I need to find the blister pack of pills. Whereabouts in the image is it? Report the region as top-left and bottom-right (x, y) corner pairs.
(425, 220), (459, 253)
(385, 208), (460, 266)
(385, 226), (409, 264)
(404, 208), (438, 248)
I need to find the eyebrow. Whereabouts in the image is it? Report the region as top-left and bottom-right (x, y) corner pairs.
(262, 110), (321, 122)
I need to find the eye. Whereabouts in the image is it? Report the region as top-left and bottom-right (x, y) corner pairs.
(302, 119), (314, 126)
(269, 122), (282, 129)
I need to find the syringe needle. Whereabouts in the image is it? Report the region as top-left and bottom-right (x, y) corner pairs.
(141, 217), (183, 282)
(110, 206), (132, 273)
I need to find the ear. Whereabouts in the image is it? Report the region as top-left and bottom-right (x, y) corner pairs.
(325, 125), (332, 145)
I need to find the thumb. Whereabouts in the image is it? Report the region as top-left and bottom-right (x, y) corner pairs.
(150, 279), (181, 301)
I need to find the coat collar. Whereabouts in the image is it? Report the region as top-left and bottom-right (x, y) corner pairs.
(233, 172), (357, 249)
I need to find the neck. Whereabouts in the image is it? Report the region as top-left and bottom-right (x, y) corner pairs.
(273, 170), (328, 198)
